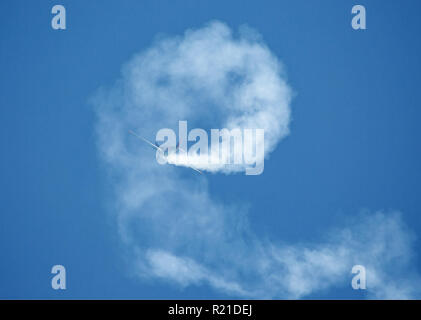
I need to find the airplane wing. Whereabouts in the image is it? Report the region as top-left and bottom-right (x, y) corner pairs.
(129, 130), (162, 151)
(190, 166), (203, 174)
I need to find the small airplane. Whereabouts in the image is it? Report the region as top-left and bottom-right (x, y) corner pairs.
(129, 130), (203, 174)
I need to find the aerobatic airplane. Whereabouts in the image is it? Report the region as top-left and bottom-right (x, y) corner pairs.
(129, 130), (203, 174)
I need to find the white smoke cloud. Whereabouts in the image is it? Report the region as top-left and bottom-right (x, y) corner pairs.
(93, 21), (421, 299)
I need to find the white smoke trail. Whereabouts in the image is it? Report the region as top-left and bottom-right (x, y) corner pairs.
(93, 21), (421, 298)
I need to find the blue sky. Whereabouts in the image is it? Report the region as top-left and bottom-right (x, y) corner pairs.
(1, 0), (421, 299)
